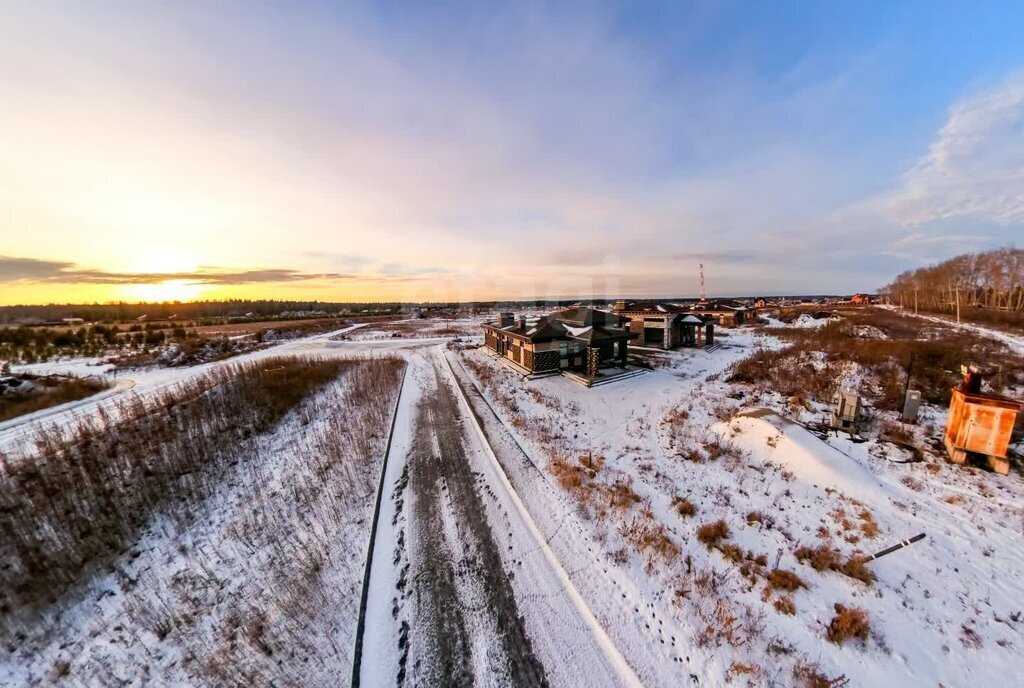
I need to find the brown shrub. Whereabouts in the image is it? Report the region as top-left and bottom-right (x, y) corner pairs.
(857, 510), (879, 539)
(720, 544), (744, 562)
(550, 457), (592, 493)
(795, 545), (875, 585)
(795, 544), (841, 571)
(696, 519), (730, 548)
(827, 604), (870, 644)
(773, 596), (796, 615)
(619, 517), (680, 563)
(673, 495), (697, 517)
(726, 661), (761, 681)
(793, 659), (849, 688)
(767, 568), (807, 592)
(839, 556), (875, 585)
(608, 478), (641, 510)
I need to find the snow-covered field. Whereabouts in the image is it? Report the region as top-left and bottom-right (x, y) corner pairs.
(455, 317), (1024, 687)
(2, 353), (403, 686)
(3, 311), (1022, 687)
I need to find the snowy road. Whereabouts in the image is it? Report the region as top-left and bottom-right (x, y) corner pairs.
(0, 323), (368, 453)
(360, 348), (642, 688)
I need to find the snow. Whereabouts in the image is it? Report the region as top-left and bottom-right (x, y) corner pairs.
(793, 313), (840, 328)
(0, 323), (369, 453)
(5, 313), (1024, 687)
(456, 322), (1024, 687)
(714, 411), (890, 505)
(4, 357), (402, 685)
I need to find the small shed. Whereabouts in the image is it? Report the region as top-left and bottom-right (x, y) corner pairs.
(944, 367), (1022, 475)
(830, 391), (862, 433)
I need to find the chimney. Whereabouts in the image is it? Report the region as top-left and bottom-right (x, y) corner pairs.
(497, 312), (514, 327)
(517, 315), (527, 330)
(613, 299), (627, 312)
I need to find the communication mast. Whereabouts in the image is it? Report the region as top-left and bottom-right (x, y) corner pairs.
(699, 263), (707, 303)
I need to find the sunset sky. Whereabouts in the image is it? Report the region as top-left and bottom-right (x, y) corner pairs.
(2, 1), (1024, 305)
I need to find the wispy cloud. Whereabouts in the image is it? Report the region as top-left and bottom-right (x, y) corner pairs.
(876, 74), (1024, 227)
(0, 255), (354, 285)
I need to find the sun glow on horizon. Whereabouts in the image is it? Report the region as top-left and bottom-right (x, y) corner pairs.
(120, 279), (206, 303)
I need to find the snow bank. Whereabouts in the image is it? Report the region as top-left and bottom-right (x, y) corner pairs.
(792, 313), (839, 328)
(714, 411), (888, 504)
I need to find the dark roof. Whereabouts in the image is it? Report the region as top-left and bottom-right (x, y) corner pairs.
(484, 307), (634, 343)
(613, 302), (690, 315)
(565, 325), (636, 344)
(550, 306), (627, 327)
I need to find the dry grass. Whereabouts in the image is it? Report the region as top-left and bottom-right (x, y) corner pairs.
(619, 517), (680, 563)
(773, 596), (796, 615)
(767, 568), (807, 593)
(793, 659), (849, 687)
(696, 519), (731, 548)
(1, 355), (406, 682)
(0, 356), (402, 615)
(732, 311), (1024, 408)
(673, 495), (697, 517)
(827, 604), (871, 644)
(0, 375), (111, 422)
(725, 661), (761, 681)
(794, 544), (876, 585)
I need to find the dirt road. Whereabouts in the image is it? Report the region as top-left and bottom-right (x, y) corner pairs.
(401, 357), (548, 686)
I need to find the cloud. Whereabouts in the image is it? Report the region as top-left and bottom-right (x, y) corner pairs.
(878, 74), (1024, 227)
(0, 255), (78, 281)
(0, 255), (355, 285)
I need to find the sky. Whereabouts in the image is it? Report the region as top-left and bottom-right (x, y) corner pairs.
(1, 1), (1023, 305)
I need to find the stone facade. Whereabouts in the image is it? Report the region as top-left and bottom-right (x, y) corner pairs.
(533, 350), (560, 372)
(586, 347), (600, 377)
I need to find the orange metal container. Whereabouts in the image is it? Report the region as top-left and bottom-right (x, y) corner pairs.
(944, 387), (1022, 474)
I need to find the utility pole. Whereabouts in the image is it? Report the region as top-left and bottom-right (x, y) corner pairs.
(956, 286), (961, 323)
(914, 285), (918, 315)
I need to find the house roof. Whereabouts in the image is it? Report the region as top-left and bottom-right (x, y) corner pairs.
(550, 306), (627, 327)
(484, 306), (635, 344)
(566, 325), (636, 344)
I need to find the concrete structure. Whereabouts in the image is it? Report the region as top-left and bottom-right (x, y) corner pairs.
(944, 366), (1022, 475)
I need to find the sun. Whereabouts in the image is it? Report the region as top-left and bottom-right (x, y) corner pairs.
(115, 250), (206, 302)
(122, 279), (206, 303)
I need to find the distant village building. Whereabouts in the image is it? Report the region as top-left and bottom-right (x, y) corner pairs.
(482, 307), (636, 378)
(944, 366), (1022, 475)
(850, 293), (874, 305)
(611, 301), (714, 349)
(61, 317), (85, 325)
(688, 300), (753, 326)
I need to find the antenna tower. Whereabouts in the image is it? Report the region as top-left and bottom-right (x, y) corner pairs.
(699, 263), (707, 303)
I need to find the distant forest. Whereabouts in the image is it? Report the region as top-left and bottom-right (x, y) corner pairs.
(886, 247), (1024, 327)
(0, 298), (603, 324)
(0, 300), (396, 324)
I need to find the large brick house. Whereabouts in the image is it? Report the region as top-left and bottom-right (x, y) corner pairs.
(611, 301), (715, 350)
(482, 307), (637, 377)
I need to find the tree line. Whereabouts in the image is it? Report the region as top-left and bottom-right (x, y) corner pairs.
(886, 247), (1024, 314)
